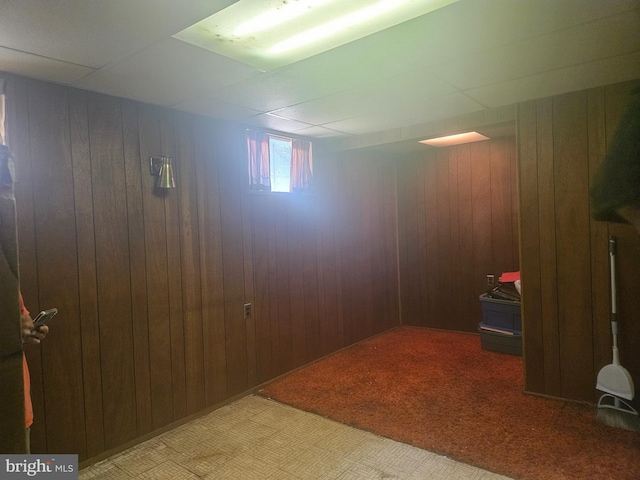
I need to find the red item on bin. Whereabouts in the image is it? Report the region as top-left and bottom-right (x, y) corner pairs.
(499, 271), (520, 283)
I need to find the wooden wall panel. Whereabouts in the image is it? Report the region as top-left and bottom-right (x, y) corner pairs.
(354, 155), (373, 338)
(302, 200), (321, 365)
(470, 142), (494, 300)
(586, 89), (611, 389)
(398, 158), (421, 324)
(193, 119), (227, 406)
(380, 159), (399, 329)
(251, 195), (271, 383)
(516, 100), (545, 395)
(435, 150), (454, 329)
(517, 79), (640, 403)
(338, 161), (357, 345)
(553, 91), (594, 400)
(455, 146), (476, 333)
(314, 196), (328, 358)
(160, 110), (187, 422)
(215, 126), (249, 397)
(4, 72), (399, 465)
(535, 97), (561, 397)
(138, 104), (174, 430)
(248, 151), (401, 377)
(122, 100), (153, 437)
(445, 150), (462, 332)
(174, 113), (205, 416)
(286, 199), (306, 369)
(273, 195), (293, 375)
(315, 161), (339, 356)
(27, 82), (86, 456)
(423, 158), (439, 326)
(490, 141), (514, 269)
(397, 137), (519, 332)
(70, 90), (104, 458)
(87, 93), (138, 449)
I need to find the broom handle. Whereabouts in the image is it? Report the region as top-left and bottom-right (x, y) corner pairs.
(609, 236), (620, 362)
(609, 236), (617, 317)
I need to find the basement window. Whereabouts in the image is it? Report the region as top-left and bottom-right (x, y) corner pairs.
(269, 135), (292, 192)
(247, 130), (313, 193)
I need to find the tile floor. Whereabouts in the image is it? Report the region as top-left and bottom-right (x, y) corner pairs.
(79, 395), (512, 480)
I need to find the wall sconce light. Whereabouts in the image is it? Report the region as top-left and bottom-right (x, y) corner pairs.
(149, 156), (175, 189)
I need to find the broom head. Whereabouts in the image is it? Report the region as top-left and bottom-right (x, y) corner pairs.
(597, 394), (640, 433)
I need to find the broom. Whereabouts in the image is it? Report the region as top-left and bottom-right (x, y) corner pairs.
(596, 236), (640, 432)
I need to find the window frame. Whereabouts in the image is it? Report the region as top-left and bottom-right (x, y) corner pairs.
(246, 129), (313, 195)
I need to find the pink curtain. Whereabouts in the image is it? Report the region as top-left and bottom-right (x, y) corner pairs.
(247, 130), (271, 191)
(290, 139), (313, 191)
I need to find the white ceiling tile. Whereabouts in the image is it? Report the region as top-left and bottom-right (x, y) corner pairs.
(0, 0), (236, 67)
(0, 0), (636, 145)
(246, 113), (316, 134)
(0, 46), (95, 84)
(173, 96), (261, 122)
(383, 92), (487, 127)
(275, 28), (434, 95)
(401, 0), (638, 71)
(322, 90), (486, 136)
(207, 70), (327, 113)
(273, 70), (456, 125)
(435, 10), (640, 91)
(465, 51), (640, 108)
(294, 125), (349, 139)
(73, 39), (259, 106)
(322, 114), (404, 136)
(271, 89), (378, 126)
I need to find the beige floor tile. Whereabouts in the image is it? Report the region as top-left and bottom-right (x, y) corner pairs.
(79, 395), (513, 480)
(279, 445), (354, 479)
(134, 460), (200, 479)
(337, 461), (411, 480)
(201, 452), (282, 479)
(78, 460), (131, 479)
(109, 439), (172, 477)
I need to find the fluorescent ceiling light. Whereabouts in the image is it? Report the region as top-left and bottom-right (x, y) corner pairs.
(173, 0), (459, 71)
(269, 0), (408, 54)
(234, 0), (334, 36)
(419, 131), (490, 147)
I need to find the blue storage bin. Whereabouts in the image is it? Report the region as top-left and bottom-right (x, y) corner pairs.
(478, 323), (522, 356)
(479, 293), (521, 333)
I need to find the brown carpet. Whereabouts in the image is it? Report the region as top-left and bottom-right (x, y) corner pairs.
(258, 327), (640, 480)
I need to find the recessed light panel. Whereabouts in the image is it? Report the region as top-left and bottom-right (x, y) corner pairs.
(173, 0), (459, 71)
(419, 131), (490, 147)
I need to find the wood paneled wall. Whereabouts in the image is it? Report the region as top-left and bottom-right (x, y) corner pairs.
(518, 79), (640, 403)
(6, 69), (635, 462)
(2, 74), (399, 462)
(396, 138), (519, 332)
(250, 151), (399, 383)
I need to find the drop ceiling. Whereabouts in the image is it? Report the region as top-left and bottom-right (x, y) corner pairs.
(0, 0), (639, 151)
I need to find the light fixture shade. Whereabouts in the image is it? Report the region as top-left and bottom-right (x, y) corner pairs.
(158, 156), (175, 189)
(173, 0), (459, 71)
(419, 131), (490, 147)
